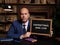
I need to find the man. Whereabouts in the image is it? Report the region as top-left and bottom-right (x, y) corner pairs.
(7, 7), (31, 41)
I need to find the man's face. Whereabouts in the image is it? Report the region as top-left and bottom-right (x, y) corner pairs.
(20, 8), (30, 23)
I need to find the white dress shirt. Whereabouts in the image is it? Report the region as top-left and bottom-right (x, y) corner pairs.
(22, 20), (29, 31)
(20, 20), (29, 39)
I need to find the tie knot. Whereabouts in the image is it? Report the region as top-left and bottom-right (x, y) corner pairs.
(23, 24), (26, 26)
(23, 24), (26, 29)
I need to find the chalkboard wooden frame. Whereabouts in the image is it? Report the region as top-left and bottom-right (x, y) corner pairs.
(30, 18), (52, 37)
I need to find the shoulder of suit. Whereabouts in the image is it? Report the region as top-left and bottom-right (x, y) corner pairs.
(12, 20), (21, 25)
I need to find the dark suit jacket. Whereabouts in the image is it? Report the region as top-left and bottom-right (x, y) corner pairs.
(7, 20), (30, 40)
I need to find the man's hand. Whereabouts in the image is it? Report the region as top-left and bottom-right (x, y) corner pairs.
(24, 32), (31, 37)
(20, 32), (31, 39)
(49, 31), (53, 37)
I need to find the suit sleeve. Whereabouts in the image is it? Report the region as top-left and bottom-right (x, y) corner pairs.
(7, 23), (21, 39)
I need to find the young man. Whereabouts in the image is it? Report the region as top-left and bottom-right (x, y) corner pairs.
(7, 8), (31, 41)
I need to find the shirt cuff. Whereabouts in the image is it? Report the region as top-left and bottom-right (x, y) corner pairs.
(20, 35), (24, 39)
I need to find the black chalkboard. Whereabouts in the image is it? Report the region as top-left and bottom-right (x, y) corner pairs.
(30, 18), (52, 36)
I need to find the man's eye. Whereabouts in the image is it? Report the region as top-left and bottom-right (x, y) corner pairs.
(25, 13), (27, 15)
(21, 13), (27, 15)
(21, 14), (24, 15)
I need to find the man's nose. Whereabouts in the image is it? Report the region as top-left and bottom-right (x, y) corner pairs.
(23, 15), (25, 17)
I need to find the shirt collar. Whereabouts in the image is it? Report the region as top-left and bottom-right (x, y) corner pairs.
(22, 20), (29, 26)
(22, 20), (29, 31)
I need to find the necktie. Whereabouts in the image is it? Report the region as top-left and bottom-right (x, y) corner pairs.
(23, 25), (26, 34)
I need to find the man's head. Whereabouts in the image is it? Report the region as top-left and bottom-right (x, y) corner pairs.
(20, 8), (30, 23)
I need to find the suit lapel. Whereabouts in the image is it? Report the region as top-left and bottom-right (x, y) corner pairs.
(27, 21), (30, 32)
(15, 20), (23, 34)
